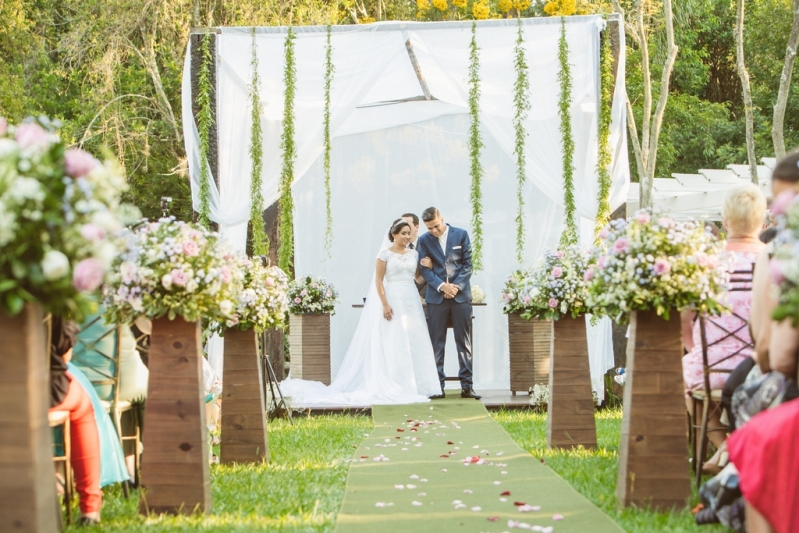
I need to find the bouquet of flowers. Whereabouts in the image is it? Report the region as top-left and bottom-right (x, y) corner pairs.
(587, 209), (729, 321)
(0, 117), (135, 319)
(501, 268), (538, 315)
(288, 276), (338, 314)
(471, 284), (485, 304)
(523, 246), (593, 320)
(768, 191), (799, 324)
(103, 218), (242, 324)
(223, 256), (290, 332)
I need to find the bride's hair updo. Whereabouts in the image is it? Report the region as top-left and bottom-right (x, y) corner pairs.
(388, 219), (410, 242)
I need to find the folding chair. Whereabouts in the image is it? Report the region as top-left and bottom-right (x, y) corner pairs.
(49, 410), (73, 525)
(688, 265), (754, 488)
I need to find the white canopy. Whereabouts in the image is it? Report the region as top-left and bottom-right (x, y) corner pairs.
(182, 16), (630, 394)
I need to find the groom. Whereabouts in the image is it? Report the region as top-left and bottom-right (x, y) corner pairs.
(417, 207), (480, 400)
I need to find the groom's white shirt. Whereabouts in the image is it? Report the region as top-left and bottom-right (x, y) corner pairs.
(436, 226), (449, 291)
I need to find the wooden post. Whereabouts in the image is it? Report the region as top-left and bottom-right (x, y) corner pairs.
(616, 310), (690, 510)
(221, 328), (268, 464)
(547, 316), (597, 449)
(507, 313), (551, 394)
(139, 317), (211, 515)
(289, 314), (331, 384)
(0, 304), (59, 533)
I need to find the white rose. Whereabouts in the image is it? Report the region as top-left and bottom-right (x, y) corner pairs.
(41, 250), (70, 281)
(219, 300), (233, 315)
(186, 279), (198, 293)
(161, 273), (173, 290)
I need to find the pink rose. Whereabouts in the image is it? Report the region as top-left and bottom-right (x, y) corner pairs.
(584, 268), (594, 281)
(598, 228), (610, 239)
(771, 190), (797, 216)
(555, 250), (565, 259)
(80, 224), (105, 242)
(219, 266), (231, 283)
(551, 266), (563, 279)
(653, 258), (671, 275)
(612, 238), (629, 254)
(523, 295), (531, 304)
(265, 277), (275, 287)
(64, 148), (99, 178)
(657, 217), (673, 228)
(326, 291), (332, 297)
(15, 122), (49, 151)
(548, 298), (558, 308)
(770, 259), (786, 285)
(0, 117), (6, 136)
(182, 240), (199, 256)
(300, 289), (308, 296)
(504, 294), (511, 302)
(72, 258), (105, 292)
(170, 268), (188, 286)
(294, 297), (301, 304)
(598, 256), (608, 268)
(635, 212), (651, 224)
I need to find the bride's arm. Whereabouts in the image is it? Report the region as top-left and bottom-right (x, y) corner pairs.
(375, 258), (393, 320)
(415, 265), (425, 285)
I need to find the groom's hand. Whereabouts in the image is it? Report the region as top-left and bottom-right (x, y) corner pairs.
(442, 283), (458, 298)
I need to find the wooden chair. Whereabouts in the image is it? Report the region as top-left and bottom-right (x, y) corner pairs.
(71, 317), (142, 490)
(48, 410), (73, 525)
(688, 265), (754, 488)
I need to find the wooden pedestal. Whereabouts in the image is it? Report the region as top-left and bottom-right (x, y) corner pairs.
(616, 310), (690, 510)
(0, 304), (59, 533)
(221, 328), (268, 464)
(547, 316), (597, 449)
(508, 313), (551, 393)
(139, 317), (211, 515)
(289, 314), (330, 384)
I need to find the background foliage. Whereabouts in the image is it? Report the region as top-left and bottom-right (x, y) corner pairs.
(1, 0), (796, 223)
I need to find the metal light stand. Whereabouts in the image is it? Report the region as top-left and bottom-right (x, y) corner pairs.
(259, 329), (292, 425)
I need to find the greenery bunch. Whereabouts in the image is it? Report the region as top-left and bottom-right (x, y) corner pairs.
(196, 33), (215, 230)
(249, 29), (268, 256)
(324, 25), (335, 256)
(557, 17), (577, 248)
(288, 276), (338, 314)
(594, 29), (613, 241)
(513, 17), (531, 263)
(279, 28), (297, 274)
(468, 21), (484, 272)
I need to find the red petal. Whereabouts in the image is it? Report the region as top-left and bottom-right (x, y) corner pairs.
(395, 436), (401, 439)
(440, 454), (449, 458)
(447, 441), (454, 445)
(410, 428), (418, 432)
(397, 429), (405, 432)
(540, 458), (545, 464)
(406, 419), (413, 422)
(500, 491), (511, 496)
(470, 456), (480, 463)
(487, 516), (499, 522)
(361, 455), (369, 459)
(513, 501), (526, 506)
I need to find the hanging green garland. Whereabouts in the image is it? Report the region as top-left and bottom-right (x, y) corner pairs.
(468, 21), (484, 272)
(513, 18), (531, 263)
(279, 27), (296, 274)
(594, 30), (613, 240)
(249, 29), (269, 256)
(557, 17), (577, 248)
(196, 33), (215, 230)
(323, 25), (335, 257)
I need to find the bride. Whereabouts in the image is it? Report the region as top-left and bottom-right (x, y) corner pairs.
(280, 219), (442, 406)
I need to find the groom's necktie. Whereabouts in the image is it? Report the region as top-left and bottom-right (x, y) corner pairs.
(408, 243), (414, 250)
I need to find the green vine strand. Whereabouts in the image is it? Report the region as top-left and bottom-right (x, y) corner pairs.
(513, 18), (530, 263)
(468, 21), (484, 272)
(594, 30), (613, 241)
(279, 27), (296, 274)
(196, 33), (215, 230)
(323, 25), (335, 257)
(557, 18), (577, 248)
(249, 28), (269, 256)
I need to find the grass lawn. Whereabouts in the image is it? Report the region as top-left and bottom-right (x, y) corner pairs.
(66, 408), (724, 532)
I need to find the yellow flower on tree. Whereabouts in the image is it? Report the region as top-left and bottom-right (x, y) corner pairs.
(472, 0), (489, 19)
(433, 0), (448, 12)
(498, 0), (513, 13)
(417, 0), (431, 12)
(513, 0), (531, 10)
(543, 0), (576, 16)
(452, 0), (467, 8)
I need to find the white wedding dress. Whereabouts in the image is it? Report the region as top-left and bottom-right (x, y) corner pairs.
(280, 248), (441, 406)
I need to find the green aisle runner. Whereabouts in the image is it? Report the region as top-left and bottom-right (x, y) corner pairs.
(334, 399), (624, 533)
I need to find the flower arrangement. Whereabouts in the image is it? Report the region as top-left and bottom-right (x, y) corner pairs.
(471, 284), (485, 304)
(288, 276), (338, 315)
(0, 117), (135, 319)
(523, 246), (593, 320)
(501, 268), (538, 315)
(224, 257), (290, 332)
(587, 209), (729, 321)
(769, 191), (799, 324)
(103, 218), (242, 324)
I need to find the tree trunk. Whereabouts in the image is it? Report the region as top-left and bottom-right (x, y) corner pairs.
(773, 0), (799, 160)
(735, 0), (758, 184)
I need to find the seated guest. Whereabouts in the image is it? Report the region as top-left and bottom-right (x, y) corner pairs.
(681, 183), (766, 472)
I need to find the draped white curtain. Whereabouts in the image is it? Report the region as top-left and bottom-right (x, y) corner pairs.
(182, 16), (629, 393)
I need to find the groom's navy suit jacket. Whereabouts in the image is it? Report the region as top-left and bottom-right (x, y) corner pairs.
(417, 225), (473, 304)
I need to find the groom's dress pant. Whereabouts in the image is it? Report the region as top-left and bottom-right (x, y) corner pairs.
(427, 299), (473, 391)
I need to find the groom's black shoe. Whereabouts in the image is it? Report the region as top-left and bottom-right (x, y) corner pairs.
(429, 393), (446, 400)
(461, 388), (482, 400)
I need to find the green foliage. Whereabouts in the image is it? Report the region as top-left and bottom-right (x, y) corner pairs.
(468, 21), (484, 272)
(279, 28), (297, 275)
(557, 18), (577, 248)
(513, 18), (531, 263)
(197, 33), (215, 230)
(324, 25), (335, 257)
(249, 29), (269, 256)
(594, 29), (613, 240)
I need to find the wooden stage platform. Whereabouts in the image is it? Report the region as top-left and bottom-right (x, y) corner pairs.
(284, 390), (534, 416)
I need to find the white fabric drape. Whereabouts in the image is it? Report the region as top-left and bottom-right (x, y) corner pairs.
(181, 16), (629, 393)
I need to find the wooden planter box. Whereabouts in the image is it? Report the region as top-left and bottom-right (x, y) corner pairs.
(507, 312), (551, 394)
(547, 316), (597, 450)
(0, 303), (60, 533)
(616, 310), (690, 510)
(289, 313), (331, 385)
(221, 328), (268, 465)
(139, 316), (211, 515)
